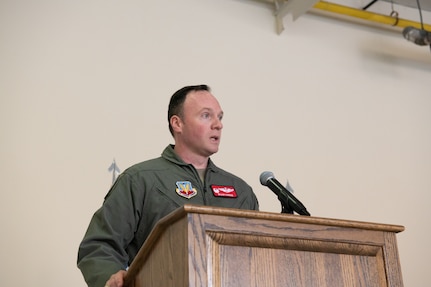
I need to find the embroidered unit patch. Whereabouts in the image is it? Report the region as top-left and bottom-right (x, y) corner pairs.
(175, 181), (198, 199)
(211, 185), (237, 198)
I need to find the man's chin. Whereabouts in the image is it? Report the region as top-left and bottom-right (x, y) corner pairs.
(206, 146), (219, 156)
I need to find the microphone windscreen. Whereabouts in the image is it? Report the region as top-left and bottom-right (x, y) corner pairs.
(259, 171), (274, 186)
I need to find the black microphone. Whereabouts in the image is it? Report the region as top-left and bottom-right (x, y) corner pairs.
(260, 171), (310, 216)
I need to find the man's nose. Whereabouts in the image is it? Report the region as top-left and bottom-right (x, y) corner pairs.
(213, 118), (223, 130)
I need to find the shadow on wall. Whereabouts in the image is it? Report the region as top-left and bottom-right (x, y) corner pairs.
(359, 40), (431, 72)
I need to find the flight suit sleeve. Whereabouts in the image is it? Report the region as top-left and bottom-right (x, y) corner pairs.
(77, 173), (142, 287)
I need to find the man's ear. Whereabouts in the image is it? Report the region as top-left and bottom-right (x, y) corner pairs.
(170, 115), (182, 133)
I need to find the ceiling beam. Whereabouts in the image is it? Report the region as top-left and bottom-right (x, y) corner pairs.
(312, 1), (431, 32)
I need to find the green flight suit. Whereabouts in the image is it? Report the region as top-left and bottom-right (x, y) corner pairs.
(77, 145), (259, 287)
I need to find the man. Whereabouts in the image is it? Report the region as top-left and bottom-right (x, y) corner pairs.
(77, 85), (259, 287)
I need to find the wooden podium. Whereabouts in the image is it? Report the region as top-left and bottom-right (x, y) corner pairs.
(124, 205), (404, 287)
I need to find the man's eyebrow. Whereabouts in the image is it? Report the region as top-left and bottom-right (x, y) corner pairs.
(200, 107), (223, 114)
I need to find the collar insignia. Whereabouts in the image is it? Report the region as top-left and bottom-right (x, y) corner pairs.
(175, 181), (198, 199)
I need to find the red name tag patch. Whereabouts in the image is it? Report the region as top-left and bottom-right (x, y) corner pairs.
(211, 185), (237, 198)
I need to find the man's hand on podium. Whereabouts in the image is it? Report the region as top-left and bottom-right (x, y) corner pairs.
(105, 270), (127, 287)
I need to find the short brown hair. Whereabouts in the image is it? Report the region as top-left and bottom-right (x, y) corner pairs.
(167, 85), (211, 136)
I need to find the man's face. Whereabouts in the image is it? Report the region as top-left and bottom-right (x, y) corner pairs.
(176, 90), (224, 157)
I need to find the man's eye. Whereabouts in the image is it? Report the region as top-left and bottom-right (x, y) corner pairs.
(202, 113), (210, 119)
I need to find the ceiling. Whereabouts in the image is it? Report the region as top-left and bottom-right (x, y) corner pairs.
(256, 0), (431, 32)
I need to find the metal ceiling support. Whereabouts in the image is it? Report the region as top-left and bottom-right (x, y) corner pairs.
(311, 1), (431, 31)
(255, 0), (430, 34)
(274, 0), (320, 34)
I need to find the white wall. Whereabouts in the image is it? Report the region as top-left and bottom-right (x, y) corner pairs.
(1, 0), (430, 286)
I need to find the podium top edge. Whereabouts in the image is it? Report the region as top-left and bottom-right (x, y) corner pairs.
(171, 204), (405, 233)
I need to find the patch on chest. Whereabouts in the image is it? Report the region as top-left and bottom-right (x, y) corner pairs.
(175, 181), (198, 199)
(211, 185), (238, 198)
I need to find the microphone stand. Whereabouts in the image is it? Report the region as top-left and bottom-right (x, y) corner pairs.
(281, 201), (294, 214)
